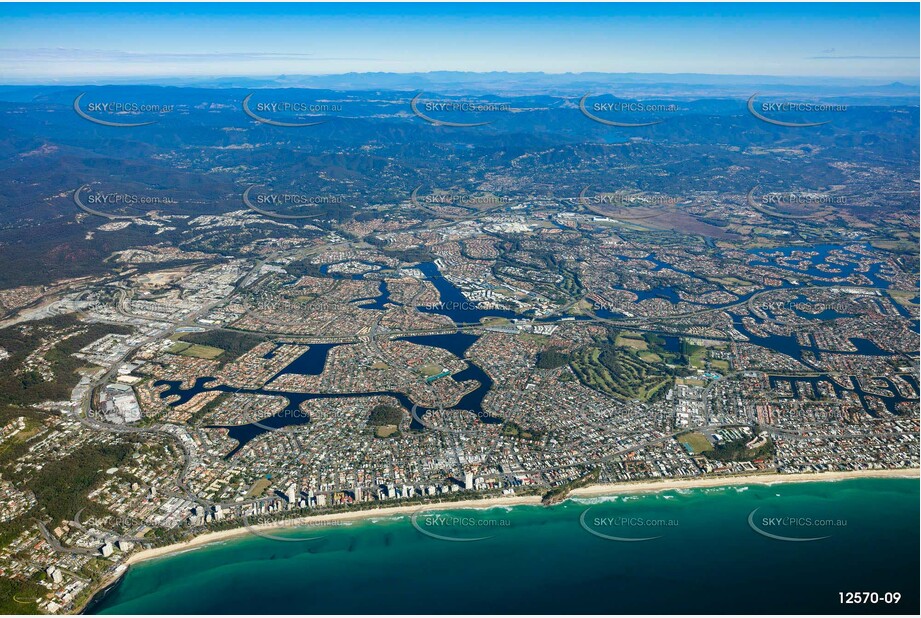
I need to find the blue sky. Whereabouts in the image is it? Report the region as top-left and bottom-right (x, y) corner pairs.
(0, 3), (918, 81)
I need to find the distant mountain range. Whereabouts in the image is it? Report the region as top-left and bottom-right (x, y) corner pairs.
(3, 71), (917, 101)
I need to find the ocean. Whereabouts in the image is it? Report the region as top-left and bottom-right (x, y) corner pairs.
(88, 478), (919, 615)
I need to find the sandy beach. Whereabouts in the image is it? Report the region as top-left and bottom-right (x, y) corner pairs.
(123, 467), (918, 568)
(74, 467), (917, 613)
(569, 467), (919, 497)
(124, 493), (542, 566)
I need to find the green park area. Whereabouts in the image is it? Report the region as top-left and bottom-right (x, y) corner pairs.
(678, 431), (713, 454)
(168, 341), (224, 360)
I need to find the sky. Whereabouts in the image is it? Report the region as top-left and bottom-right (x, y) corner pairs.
(0, 2), (918, 82)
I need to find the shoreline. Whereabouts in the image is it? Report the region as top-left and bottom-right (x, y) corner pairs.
(82, 467), (918, 612)
(124, 493), (544, 567)
(568, 467), (918, 498)
(124, 467), (917, 567)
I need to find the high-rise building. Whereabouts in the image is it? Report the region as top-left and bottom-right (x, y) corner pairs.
(116, 539), (134, 552)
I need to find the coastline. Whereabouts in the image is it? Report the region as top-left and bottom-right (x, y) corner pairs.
(569, 467), (919, 498)
(124, 467), (918, 567)
(124, 493), (544, 567)
(81, 467), (919, 613)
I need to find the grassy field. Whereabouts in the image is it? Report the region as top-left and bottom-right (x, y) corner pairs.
(688, 351), (707, 369)
(517, 332), (549, 343)
(706, 275), (753, 287)
(870, 239), (917, 253)
(245, 477), (272, 499)
(417, 364), (444, 377)
(374, 424), (399, 438)
(566, 299), (595, 315)
(168, 341), (224, 359)
(177, 330), (268, 363)
(0, 417), (42, 459)
(569, 345), (670, 401)
(501, 421), (543, 441)
(167, 341), (191, 354)
(889, 290), (919, 308)
(683, 341), (708, 369)
(615, 332), (648, 350)
(679, 432), (713, 454)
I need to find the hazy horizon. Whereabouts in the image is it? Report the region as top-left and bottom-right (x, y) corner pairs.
(2, 69), (919, 87)
(1, 3), (918, 82)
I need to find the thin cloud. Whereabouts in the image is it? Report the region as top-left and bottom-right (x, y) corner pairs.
(0, 48), (385, 63)
(808, 55), (920, 60)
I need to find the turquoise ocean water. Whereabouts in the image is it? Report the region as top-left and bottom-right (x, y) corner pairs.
(88, 478), (919, 615)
